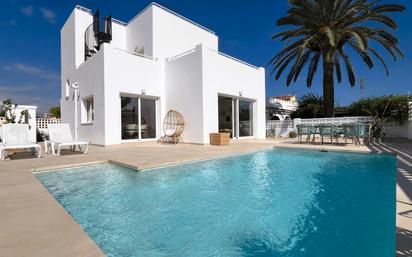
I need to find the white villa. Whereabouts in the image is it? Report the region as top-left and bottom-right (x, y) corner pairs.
(266, 95), (298, 120)
(61, 3), (266, 145)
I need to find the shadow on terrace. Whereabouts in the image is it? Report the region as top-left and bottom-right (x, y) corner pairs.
(367, 140), (412, 257)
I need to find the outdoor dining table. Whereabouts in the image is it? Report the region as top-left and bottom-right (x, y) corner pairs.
(310, 123), (369, 145)
(310, 124), (342, 144)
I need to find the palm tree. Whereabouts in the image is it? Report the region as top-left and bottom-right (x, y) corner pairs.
(270, 0), (405, 117)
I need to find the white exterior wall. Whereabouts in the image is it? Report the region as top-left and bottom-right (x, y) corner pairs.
(61, 49), (105, 145)
(202, 48), (266, 143)
(165, 44), (265, 144)
(60, 10), (76, 80)
(103, 44), (164, 145)
(73, 10), (93, 68)
(61, 8), (96, 143)
(61, 5), (265, 145)
(152, 5), (218, 59)
(126, 7), (153, 56)
(111, 22), (126, 50)
(165, 45), (204, 143)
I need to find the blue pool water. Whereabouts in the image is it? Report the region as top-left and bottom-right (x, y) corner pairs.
(36, 149), (396, 257)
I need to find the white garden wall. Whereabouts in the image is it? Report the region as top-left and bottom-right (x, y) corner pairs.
(267, 116), (412, 140)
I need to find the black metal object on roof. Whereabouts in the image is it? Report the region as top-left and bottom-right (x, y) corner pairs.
(85, 10), (112, 60)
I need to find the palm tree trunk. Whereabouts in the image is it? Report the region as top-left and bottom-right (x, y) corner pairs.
(322, 57), (335, 117)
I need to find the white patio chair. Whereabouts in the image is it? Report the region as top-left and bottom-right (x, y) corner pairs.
(47, 123), (89, 156)
(1, 124), (41, 161)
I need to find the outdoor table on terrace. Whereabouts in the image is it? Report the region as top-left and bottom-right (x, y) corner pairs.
(311, 124), (344, 144)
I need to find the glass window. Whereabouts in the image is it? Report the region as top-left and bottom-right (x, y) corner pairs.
(121, 97), (139, 140)
(239, 100), (253, 137)
(65, 80), (70, 98)
(218, 96), (234, 138)
(121, 96), (157, 140)
(140, 99), (156, 139)
(82, 97), (94, 123)
(86, 98), (94, 122)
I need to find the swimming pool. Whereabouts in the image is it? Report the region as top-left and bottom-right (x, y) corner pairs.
(36, 148), (396, 257)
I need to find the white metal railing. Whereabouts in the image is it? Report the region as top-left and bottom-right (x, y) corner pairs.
(76, 3), (216, 35)
(267, 120), (294, 129)
(114, 48), (157, 61)
(209, 48), (260, 70)
(75, 5), (92, 14)
(36, 118), (61, 131)
(409, 101), (412, 120)
(266, 116), (373, 137)
(168, 47), (197, 61)
(127, 3), (215, 34)
(298, 116), (373, 126)
(112, 18), (126, 26)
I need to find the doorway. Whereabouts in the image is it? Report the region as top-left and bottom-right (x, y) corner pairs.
(121, 96), (157, 140)
(218, 95), (254, 139)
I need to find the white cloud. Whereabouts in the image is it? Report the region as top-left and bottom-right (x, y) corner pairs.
(4, 63), (60, 82)
(20, 5), (33, 17)
(39, 7), (56, 24)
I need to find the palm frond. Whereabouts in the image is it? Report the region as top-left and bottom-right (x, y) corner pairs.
(270, 0), (404, 100)
(334, 54), (342, 83)
(306, 52), (321, 87)
(338, 48), (356, 86)
(369, 48), (389, 75)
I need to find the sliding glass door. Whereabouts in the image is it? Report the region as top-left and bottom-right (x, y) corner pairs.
(239, 100), (253, 137)
(140, 98), (156, 139)
(218, 95), (254, 139)
(218, 96), (235, 138)
(121, 96), (157, 140)
(121, 97), (139, 140)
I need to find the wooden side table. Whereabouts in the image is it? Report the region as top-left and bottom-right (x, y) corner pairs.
(209, 133), (230, 146)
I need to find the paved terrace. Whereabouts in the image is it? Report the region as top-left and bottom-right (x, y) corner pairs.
(0, 139), (411, 256)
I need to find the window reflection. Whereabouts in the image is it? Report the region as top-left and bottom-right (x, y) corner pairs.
(239, 100), (253, 137)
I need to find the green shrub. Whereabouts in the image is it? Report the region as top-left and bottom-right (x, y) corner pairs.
(347, 95), (409, 124)
(289, 131), (297, 138)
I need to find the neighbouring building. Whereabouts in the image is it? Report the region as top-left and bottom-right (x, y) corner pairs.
(266, 95), (298, 120)
(0, 105), (37, 142)
(60, 3), (266, 145)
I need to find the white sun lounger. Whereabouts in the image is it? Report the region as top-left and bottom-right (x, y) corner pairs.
(47, 123), (89, 156)
(0, 123), (41, 161)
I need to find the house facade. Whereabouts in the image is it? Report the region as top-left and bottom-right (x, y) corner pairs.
(61, 3), (266, 145)
(266, 95), (298, 120)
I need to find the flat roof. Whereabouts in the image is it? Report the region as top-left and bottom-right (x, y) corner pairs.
(75, 2), (215, 34)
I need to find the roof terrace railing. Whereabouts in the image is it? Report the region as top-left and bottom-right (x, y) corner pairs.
(76, 3), (215, 34)
(168, 47), (197, 61)
(114, 48), (158, 61)
(209, 49), (260, 70)
(128, 3), (215, 34)
(75, 5), (92, 14)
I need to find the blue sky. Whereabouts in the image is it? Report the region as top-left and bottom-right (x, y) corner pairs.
(0, 0), (411, 114)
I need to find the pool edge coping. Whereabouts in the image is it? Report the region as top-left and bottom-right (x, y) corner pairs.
(31, 144), (395, 174)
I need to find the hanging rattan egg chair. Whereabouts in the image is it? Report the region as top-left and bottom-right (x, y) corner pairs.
(162, 110), (185, 144)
